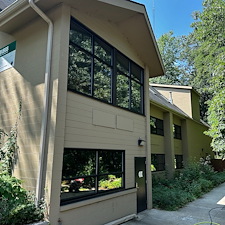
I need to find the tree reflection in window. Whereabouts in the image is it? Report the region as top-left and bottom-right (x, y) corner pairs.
(61, 149), (125, 204)
(68, 18), (144, 114)
(68, 45), (92, 95)
(94, 59), (111, 103)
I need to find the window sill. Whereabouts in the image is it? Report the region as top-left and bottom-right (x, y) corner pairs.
(60, 188), (136, 212)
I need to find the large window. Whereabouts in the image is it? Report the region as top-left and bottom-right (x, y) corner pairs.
(150, 116), (164, 136)
(151, 154), (165, 171)
(174, 124), (182, 139)
(68, 18), (144, 114)
(61, 149), (125, 204)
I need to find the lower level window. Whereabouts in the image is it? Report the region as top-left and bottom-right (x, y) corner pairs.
(151, 154), (165, 171)
(61, 149), (125, 204)
(175, 155), (183, 169)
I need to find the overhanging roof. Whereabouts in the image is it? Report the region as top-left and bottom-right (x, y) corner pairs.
(0, 0), (165, 77)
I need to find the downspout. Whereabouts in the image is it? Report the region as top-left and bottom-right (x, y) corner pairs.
(28, 0), (53, 202)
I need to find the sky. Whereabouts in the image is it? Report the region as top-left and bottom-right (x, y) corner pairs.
(135, 0), (203, 39)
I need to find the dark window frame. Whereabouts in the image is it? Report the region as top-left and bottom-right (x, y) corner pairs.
(174, 124), (182, 139)
(151, 154), (165, 172)
(68, 17), (144, 115)
(150, 116), (164, 136)
(61, 148), (125, 205)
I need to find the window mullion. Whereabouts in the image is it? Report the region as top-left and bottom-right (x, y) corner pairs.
(95, 150), (99, 193)
(112, 49), (116, 105)
(91, 35), (95, 97)
(128, 62), (131, 110)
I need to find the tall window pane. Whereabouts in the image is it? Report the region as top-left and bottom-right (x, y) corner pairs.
(94, 59), (111, 103)
(70, 23), (92, 52)
(116, 74), (129, 108)
(99, 151), (123, 174)
(116, 52), (129, 76)
(68, 45), (92, 95)
(61, 149), (96, 202)
(131, 63), (142, 82)
(94, 38), (112, 65)
(131, 80), (141, 113)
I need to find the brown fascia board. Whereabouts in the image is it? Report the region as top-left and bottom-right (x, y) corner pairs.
(0, 0), (165, 77)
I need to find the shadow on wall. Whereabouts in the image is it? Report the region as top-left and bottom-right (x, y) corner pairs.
(0, 67), (55, 192)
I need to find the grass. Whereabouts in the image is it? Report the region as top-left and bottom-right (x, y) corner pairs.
(152, 161), (225, 211)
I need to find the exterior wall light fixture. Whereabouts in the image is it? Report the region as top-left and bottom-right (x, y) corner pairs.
(138, 137), (146, 146)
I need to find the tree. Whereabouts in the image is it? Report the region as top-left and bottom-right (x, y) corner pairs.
(150, 31), (187, 85)
(187, 0), (225, 157)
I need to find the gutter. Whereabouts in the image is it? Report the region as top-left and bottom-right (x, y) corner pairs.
(28, 0), (53, 203)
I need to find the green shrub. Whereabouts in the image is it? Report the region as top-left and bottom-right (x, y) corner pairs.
(0, 173), (45, 225)
(153, 186), (194, 210)
(99, 176), (122, 189)
(152, 158), (225, 211)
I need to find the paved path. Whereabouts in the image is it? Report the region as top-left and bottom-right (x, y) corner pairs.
(123, 182), (225, 225)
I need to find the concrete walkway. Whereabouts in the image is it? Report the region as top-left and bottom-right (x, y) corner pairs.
(123, 182), (225, 225)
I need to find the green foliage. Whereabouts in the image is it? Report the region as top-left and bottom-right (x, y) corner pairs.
(0, 102), (45, 224)
(205, 89), (225, 158)
(152, 159), (225, 210)
(0, 101), (21, 176)
(150, 31), (185, 85)
(99, 175), (122, 189)
(0, 174), (45, 225)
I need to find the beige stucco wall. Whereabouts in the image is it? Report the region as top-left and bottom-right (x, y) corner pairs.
(191, 91), (201, 121)
(150, 105), (164, 154)
(0, 15), (47, 192)
(0, 67), (44, 192)
(186, 120), (212, 161)
(154, 87), (193, 118)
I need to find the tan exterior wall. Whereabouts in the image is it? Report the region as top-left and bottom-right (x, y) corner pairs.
(186, 120), (212, 161)
(0, 14), (47, 192)
(154, 87), (193, 118)
(191, 91), (201, 121)
(60, 189), (136, 225)
(0, 68), (44, 193)
(150, 104), (164, 119)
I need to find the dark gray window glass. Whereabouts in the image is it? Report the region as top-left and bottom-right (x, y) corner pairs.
(94, 59), (111, 103)
(70, 23), (92, 52)
(61, 149), (125, 205)
(115, 52), (143, 114)
(94, 38), (112, 65)
(150, 116), (164, 136)
(131, 63), (142, 82)
(116, 53), (129, 76)
(174, 124), (182, 139)
(68, 18), (144, 114)
(116, 74), (129, 108)
(151, 154), (165, 171)
(175, 155), (183, 169)
(131, 80), (141, 113)
(68, 45), (92, 95)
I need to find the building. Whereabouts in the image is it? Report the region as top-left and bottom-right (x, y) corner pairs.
(0, 1), (165, 224)
(150, 84), (212, 177)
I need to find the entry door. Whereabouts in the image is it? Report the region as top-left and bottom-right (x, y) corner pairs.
(135, 157), (147, 213)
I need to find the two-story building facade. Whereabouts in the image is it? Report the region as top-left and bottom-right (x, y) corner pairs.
(0, 1), (164, 224)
